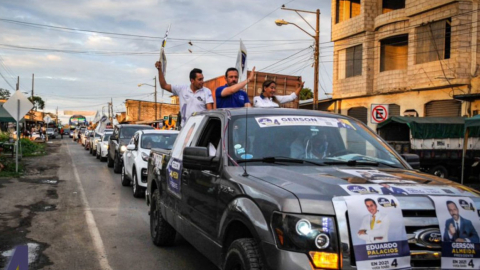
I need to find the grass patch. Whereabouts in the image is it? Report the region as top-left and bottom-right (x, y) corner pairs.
(0, 156), (23, 177)
(20, 138), (46, 156)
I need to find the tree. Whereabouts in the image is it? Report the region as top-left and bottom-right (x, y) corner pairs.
(0, 88), (11, 99)
(299, 88), (313, 100)
(28, 96), (45, 110)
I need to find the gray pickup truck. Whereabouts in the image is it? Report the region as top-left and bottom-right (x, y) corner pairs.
(146, 108), (480, 270)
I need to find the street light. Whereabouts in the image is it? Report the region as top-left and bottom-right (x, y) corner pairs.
(138, 76), (158, 121)
(276, 7), (320, 110)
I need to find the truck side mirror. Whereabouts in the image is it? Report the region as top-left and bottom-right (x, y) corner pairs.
(400, 153), (420, 169)
(126, 144), (135, 151)
(183, 146), (219, 171)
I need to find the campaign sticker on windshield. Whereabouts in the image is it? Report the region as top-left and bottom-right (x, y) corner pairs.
(429, 196), (480, 270)
(255, 116), (344, 128)
(344, 195), (411, 270)
(341, 184), (472, 196)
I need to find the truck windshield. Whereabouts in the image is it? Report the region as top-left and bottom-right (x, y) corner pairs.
(141, 133), (178, 150)
(103, 134), (111, 141)
(229, 115), (404, 168)
(120, 127), (151, 139)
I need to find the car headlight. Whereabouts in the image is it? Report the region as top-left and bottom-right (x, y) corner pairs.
(120, 145), (127, 152)
(94, 139), (100, 144)
(271, 213), (339, 269)
(141, 152), (149, 161)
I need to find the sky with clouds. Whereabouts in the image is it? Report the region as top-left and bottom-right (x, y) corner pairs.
(0, 0), (333, 124)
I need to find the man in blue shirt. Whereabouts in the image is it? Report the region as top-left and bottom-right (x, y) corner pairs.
(216, 67), (255, 108)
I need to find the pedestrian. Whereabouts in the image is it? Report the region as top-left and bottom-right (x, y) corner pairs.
(253, 80), (304, 108)
(155, 61), (213, 128)
(215, 67), (255, 108)
(60, 127), (64, 139)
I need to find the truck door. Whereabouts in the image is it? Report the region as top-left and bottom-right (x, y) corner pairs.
(181, 116), (222, 238)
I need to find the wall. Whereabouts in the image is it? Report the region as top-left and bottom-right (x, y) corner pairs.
(125, 100), (179, 123)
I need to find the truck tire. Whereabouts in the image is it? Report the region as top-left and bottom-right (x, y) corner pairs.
(132, 172), (144, 198)
(429, 165), (448, 178)
(224, 239), (263, 270)
(107, 152), (114, 167)
(121, 165), (130, 186)
(113, 153), (122, 173)
(150, 189), (176, 246)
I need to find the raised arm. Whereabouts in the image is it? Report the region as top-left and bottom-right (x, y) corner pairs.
(155, 61), (172, 92)
(220, 67), (256, 97)
(294, 81), (305, 97)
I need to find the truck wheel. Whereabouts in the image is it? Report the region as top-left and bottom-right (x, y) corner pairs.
(132, 172), (144, 198)
(224, 239), (262, 270)
(150, 189), (176, 246)
(430, 165), (448, 178)
(107, 152), (114, 167)
(121, 165), (130, 186)
(113, 153), (122, 173)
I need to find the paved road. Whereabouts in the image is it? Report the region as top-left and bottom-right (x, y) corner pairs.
(66, 139), (218, 270)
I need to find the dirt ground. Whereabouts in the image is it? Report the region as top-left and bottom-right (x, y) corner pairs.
(0, 139), (99, 269)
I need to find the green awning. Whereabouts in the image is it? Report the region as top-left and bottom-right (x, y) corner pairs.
(377, 116), (474, 139)
(0, 103), (16, 122)
(465, 114), (480, 129)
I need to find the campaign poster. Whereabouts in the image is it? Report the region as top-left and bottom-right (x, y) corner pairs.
(341, 184), (476, 197)
(166, 115), (204, 198)
(429, 196), (480, 269)
(344, 195), (411, 270)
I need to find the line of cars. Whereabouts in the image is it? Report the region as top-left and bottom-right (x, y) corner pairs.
(76, 124), (179, 198)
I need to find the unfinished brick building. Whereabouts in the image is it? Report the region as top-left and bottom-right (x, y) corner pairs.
(330, 0), (480, 128)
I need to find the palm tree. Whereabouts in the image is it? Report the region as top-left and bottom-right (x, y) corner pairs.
(299, 88), (313, 100)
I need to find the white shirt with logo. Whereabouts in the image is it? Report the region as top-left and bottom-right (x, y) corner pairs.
(171, 84), (214, 127)
(253, 93), (297, 108)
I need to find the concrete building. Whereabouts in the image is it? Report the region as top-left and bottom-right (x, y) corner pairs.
(329, 0), (480, 129)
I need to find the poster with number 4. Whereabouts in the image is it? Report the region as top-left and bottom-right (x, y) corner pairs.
(344, 195), (411, 270)
(429, 196), (480, 270)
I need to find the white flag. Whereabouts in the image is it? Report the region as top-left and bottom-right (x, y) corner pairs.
(235, 39), (248, 82)
(95, 115), (108, 133)
(93, 110), (101, 123)
(159, 24), (171, 78)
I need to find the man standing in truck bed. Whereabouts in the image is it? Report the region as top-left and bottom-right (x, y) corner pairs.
(155, 61), (213, 128)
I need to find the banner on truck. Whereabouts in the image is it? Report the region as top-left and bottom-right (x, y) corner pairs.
(344, 195), (411, 270)
(429, 196), (480, 269)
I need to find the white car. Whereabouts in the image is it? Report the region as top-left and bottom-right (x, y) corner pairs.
(121, 130), (179, 198)
(96, 132), (113, 161)
(91, 129), (113, 156)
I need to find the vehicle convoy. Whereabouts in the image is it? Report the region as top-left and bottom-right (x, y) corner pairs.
(377, 116), (480, 180)
(121, 129), (178, 197)
(146, 108), (480, 270)
(107, 124), (154, 173)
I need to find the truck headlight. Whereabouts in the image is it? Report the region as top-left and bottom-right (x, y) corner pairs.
(271, 213), (339, 269)
(141, 152), (149, 161)
(120, 145), (127, 152)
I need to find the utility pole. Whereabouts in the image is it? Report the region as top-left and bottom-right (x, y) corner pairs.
(314, 9), (319, 111)
(16, 76), (19, 91)
(276, 7), (320, 110)
(154, 76), (157, 121)
(110, 98), (113, 124)
(32, 73), (34, 98)
(56, 106), (58, 126)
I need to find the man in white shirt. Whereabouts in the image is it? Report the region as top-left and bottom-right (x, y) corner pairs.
(156, 62), (213, 127)
(357, 198), (390, 243)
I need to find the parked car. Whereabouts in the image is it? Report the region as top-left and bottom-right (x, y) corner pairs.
(96, 131), (113, 161)
(121, 130), (178, 197)
(146, 108), (480, 270)
(107, 124), (154, 173)
(46, 128), (57, 139)
(69, 128), (75, 138)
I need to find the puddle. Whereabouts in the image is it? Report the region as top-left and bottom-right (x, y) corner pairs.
(40, 179), (58, 185)
(1, 242), (40, 265)
(28, 202), (57, 212)
(46, 189), (58, 199)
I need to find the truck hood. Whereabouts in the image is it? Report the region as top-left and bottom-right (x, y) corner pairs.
(236, 166), (479, 214)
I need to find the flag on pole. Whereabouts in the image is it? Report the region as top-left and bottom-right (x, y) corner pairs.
(95, 115), (108, 133)
(93, 110), (101, 123)
(235, 39), (248, 82)
(159, 24), (171, 99)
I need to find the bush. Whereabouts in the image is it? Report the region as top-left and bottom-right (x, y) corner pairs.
(0, 131), (10, 143)
(20, 138), (45, 156)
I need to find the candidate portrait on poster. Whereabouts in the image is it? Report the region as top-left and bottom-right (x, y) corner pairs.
(443, 200), (479, 243)
(357, 198), (391, 243)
